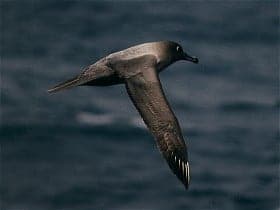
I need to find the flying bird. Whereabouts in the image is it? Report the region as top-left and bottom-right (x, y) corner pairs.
(48, 41), (199, 189)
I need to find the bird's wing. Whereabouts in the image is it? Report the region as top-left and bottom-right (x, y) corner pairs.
(125, 65), (190, 189)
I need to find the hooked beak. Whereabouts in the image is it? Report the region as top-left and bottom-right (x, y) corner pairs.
(183, 52), (199, 64)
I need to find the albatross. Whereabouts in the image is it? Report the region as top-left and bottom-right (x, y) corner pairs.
(48, 41), (199, 189)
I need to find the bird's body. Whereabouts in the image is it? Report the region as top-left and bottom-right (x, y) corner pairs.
(48, 41), (198, 189)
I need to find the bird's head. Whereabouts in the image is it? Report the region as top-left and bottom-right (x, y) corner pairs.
(168, 41), (199, 64)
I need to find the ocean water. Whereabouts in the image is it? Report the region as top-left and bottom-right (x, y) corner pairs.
(1, 1), (279, 210)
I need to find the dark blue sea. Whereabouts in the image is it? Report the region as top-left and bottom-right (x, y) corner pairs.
(1, 1), (279, 210)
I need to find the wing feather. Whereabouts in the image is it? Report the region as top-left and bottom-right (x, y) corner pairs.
(125, 67), (190, 189)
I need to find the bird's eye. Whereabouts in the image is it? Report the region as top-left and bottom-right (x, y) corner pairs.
(176, 46), (181, 52)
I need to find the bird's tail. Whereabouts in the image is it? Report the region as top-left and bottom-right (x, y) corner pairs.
(48, 64), (115, 93)
(47, 76), (82, 93)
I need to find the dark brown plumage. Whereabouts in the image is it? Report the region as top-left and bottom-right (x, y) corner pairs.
(48, 41), (198, 189)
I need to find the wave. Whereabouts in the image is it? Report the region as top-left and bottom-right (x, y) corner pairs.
(76, 112), (147, 130)
(219, 101), (275, 112)
(76, 112), (115, 126)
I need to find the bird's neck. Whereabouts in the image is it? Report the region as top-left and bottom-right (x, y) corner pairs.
(156, 58), (174, 72)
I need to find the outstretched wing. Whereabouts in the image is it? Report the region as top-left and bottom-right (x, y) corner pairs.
(125, 66), (190, 189)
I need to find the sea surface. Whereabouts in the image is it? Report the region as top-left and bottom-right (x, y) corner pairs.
(1, 1), (279, 210)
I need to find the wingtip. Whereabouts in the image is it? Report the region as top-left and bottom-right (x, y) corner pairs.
(181, 161), (190, 190)
(169, 152), (190, 190)
(184, 161), (191, 190)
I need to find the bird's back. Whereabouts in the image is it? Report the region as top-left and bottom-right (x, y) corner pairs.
(106, 41), (167, 63)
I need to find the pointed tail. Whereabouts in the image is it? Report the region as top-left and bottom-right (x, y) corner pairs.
(47, 76), (82, 93)
(48, 64), (114, 93)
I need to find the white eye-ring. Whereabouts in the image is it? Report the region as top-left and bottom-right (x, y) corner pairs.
(176, 46), (181, 51)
